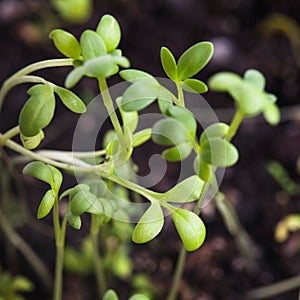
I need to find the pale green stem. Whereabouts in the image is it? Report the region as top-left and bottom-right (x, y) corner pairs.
(166, 247), (186, 300)
(225, 110), (244, 141)
(90, 215), (107, 297)
(0, 126), (20, 143)
(246, 274), (300, 299)
(0, 58), (73, 108)
(53, 200), (67, 300)
(98, 77), (124, 143)
(175, 82), (184, 107)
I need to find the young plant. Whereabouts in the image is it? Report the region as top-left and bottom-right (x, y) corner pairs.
(0, 13), (280, 300)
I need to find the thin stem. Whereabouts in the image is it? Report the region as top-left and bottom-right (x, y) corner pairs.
(246, 274), (300, 299)
(175, 82), (184, 107)
(166, 247), (186, 300)
(0, 208), (52, 290)
(225, 110), (244, 141)
(0, 58), (73, 108)
(90, 215), (107, 297)
(98, 77), (124, 143)
(0, 126), (20, 144)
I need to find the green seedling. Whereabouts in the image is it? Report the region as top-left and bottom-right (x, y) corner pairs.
(0, 13), (280, 300)
(0, 271), (33, 300)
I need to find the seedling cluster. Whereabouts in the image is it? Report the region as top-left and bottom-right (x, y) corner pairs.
(0, 14), (279, 300)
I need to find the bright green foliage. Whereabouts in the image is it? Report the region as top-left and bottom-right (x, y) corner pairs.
(120, 69), (154, 82)
(170, 208), (206, 251)
(52, 0), (92, 23)
(208, 69), (280, 124)
(53, 86), (86, 113)
(161, 42), (213, 85)
(132, 202), (164, 243)
(49, 29), (81, 59)
(23, 161), (62, 192)
(117, 97), (138, 132)
(19, 84), (55, 137)
(96, 14), (121, 52)
(37, 189), (56, 219)
(160, 47), (177, 81)
(20, 130), (44, 150)
(152, 107), (196, 161)
(181, 78), (208, 93)
(103, 289), (119, 300)
(80, 30), (107, 60)
(197, 123), (239, 169)
(0, 272), (33, 300)
(132, 129), (152, 147)
(160, 175), (203, 203)
(23, 162), (62, 219)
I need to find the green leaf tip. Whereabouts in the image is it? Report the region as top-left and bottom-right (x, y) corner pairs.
(132, 203), (164, 244)
(160, 46), (177, 81)
(171, 208), (206, 251)
(177, 41), (213, 81)
(19, 84), (55, 137)
(49, 29), (81, 59)
(97, 14), (121, 52)
(103, 289), (119, 300)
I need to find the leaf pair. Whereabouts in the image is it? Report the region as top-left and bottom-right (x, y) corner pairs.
(60, 182), (110, 229)
(132, 176), (206, 251)
(50, 14), (129, 87)
(19, 84), (86, 149)
(161, 42), (213, 93)
(152, 106), (197, 161)
(194, 123), (239, 181)
(50, 14), (121, 59)
(208, 69), (280, 125)
(23, 162), (62, 219)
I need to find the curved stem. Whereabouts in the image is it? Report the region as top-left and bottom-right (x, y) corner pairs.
(166, 247), (186, 300)
(246, 274), (300, 299)
(0, 58), (73, 108)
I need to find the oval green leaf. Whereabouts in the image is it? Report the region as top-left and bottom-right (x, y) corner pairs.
(54, 86), (86, 113)
(177, 42), (213, 81)
(160, 47), (177, 81)
(119, 69), (154, 82)
(84, 55), (117, 78)
(96, 14), (121, 52)
(200, 137), (239, 167)
(132, 202), (164, 244)
(23, 161), (54, 186)
(70, 189), (98, 215)
(80, 29), (106, 61)
(37, 189), (56, 219)
(19, 84), (55, 137)
(182, 79), (208, 94)
(208, 72), (242, 92)
(103, 289), (119, 300)
(160, 175), (203, 203)
(132, 128), (152, 147)
(263, 102), (280, 126)
(152, 117), (190, 146)
(121, 78), (160, 111)
(244, 69), (266, 90)
(49, 29), (81, 59)
(171, 208), (206, 251)
(65, 66), (85, 88)
(200, 122), (229, 145)
(66, 212), (82, 230)
(162, 142), (192, 162)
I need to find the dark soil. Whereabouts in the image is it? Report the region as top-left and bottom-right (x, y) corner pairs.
(1, 0), (300, 299)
